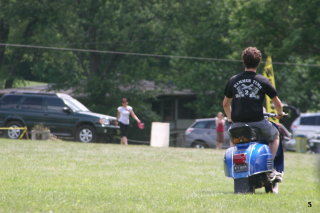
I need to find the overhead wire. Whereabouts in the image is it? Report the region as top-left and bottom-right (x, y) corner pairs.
(0, 43), (319, 68)
(0, 43), (242, 63)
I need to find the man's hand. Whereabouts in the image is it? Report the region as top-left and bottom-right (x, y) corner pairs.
(275, 112), (287, 120)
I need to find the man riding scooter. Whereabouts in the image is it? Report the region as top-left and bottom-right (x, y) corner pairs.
(223, 47), (285, 182)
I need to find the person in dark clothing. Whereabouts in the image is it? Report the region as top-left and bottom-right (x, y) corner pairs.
(222, 47), (285, 158)
(223, 47), (285, 182)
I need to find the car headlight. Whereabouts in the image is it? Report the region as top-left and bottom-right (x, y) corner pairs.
(99, 118), (110, 125)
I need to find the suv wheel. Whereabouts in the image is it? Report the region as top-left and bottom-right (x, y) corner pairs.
(6, 121), (23, 139)
(192, 141), (208, 149)
(76, 125), (96, 143)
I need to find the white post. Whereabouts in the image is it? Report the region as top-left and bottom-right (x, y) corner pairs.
(150, 122), (170, 147)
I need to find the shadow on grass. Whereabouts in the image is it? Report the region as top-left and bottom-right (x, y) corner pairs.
(197, 190), (272, 195)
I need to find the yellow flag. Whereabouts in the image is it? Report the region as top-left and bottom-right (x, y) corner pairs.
(262, 56), (279, 123)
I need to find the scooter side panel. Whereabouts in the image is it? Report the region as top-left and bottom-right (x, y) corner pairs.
(249, 142), (273, 174)
(224, 147), (235, 177)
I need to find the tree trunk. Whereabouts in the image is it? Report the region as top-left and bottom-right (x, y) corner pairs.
(4, 78), (14, 88)
(0, 19), (9, 66)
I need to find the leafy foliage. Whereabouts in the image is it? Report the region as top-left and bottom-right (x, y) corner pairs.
(0, 0), (319, 121)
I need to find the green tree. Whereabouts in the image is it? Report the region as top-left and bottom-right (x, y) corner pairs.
(0, 0), (80, 88)
(226, 0), (320, 112)
(1, 0), (319, 117)
(167, 0), (239, 116)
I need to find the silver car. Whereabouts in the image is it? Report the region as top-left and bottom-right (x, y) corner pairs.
(183, 118), (231, 148)
(291, 112), (320, 138)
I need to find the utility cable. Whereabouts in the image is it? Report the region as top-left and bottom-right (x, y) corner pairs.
(0, 43), (319, 67)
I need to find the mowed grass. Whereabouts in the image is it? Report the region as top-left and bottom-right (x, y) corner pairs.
(0, 139), (319, 213)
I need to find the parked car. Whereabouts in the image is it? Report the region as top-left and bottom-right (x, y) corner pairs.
(284, 134), (320, 153)
(0, 92), (119, 143)
(284, 138), (296, 152)
(184, 118), (292, 150)
(308, 134), (320, 153)
(291, 112), (320, 138)
(183, 118), (231, 148)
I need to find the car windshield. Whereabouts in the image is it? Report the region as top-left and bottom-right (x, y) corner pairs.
(64, 97), (90, 112)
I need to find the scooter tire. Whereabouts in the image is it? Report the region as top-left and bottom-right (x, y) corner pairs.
(265, 181), (278, 194)
(234, 178), (255, 194)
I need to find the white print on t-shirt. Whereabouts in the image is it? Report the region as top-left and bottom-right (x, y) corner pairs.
(233, 79), (262, 100)
(118, 106), (133, 125)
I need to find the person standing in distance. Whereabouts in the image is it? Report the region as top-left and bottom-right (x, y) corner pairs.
(116, 98), (141, 145)
(222, 47), (285, 159)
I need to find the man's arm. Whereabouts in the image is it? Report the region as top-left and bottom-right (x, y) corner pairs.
(272, 96), (284, 118)
(223, 96), (232, 122)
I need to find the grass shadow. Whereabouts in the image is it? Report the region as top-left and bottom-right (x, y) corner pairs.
(197, 190), (273, 195)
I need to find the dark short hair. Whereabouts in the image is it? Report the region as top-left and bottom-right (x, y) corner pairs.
(241, 47), (262, 68)
(121, 97), (128, 103)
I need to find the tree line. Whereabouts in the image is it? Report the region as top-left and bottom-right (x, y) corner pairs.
(0, 0), (319, 121)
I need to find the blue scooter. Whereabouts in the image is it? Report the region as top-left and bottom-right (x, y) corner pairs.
(224, 113), (284, 193)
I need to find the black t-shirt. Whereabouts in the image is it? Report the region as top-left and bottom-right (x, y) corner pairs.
(224, 71), (277, 122)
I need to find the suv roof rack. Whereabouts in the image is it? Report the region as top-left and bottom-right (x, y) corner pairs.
(9, 91), (58, 96)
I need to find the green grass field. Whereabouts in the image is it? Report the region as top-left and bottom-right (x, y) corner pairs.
(0, 139), (319, 213)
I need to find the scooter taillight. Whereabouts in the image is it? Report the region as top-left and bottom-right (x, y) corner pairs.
(233, 153), (247, 164)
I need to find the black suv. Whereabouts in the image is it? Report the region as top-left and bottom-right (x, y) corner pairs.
(0, 92), (119, 142)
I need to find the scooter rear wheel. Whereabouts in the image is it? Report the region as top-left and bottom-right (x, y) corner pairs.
(234, 178), (255, 193)
(265, 181), (278, 193)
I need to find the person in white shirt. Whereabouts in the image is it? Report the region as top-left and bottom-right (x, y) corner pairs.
(116, 97), (141, 145)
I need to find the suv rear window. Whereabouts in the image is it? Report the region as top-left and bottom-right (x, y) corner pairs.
(300, 116), (320, 126)
(21, 97), (43, 111)
(45, 97), (65, 112)
(193, 121), (216, 129)
(0, 95), (23, 109)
